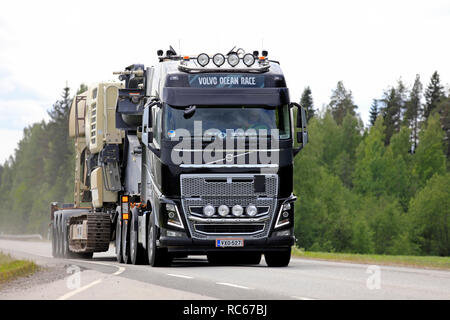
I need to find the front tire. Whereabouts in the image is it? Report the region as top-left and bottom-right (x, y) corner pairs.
(130, 209), (147, 265)
(147, 214), (172, 267)
(122, 220), (131, 264)
(115, 215), (123, 263)
(264, 248), (291, 267)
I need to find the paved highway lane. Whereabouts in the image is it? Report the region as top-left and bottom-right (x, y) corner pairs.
(0, 240), (449, 300)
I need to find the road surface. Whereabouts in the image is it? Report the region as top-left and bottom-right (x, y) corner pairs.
(0, 240), (449, 300)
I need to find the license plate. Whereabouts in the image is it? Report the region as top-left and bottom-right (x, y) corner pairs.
(216, 238), (244, 248)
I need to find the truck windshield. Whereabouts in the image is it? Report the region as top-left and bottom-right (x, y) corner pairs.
(163, 105), (290, 139)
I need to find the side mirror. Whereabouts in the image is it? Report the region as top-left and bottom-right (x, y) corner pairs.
(290, 102), (308, 156)
(142, 105), (153, 145)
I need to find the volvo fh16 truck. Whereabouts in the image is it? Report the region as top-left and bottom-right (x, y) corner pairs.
(51, 47), (308, 267)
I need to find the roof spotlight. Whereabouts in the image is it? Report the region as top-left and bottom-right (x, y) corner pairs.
(262, 50), (268, 57)
(227, 53), (240, 67)
(213, 53), (225, 67)
(243, 53), (255, 67)
(197, 53), (210, 67)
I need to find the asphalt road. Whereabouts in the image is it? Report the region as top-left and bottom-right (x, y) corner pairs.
(0, 239), (449, 300)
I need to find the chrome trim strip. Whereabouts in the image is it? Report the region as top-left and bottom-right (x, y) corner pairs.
(188, 215), (270, 223)
(180, 164), (278, 168)
(194, 224), (265, 236)
(174, 149), (280, 152)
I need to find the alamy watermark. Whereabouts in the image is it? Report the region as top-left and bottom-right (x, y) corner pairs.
(366, 265), (381, 290)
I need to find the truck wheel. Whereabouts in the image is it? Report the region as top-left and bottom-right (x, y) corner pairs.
(122, 220), (131, 264)
(51, 224), (57, 257)
(264, 248), (291, 267)
(147, 215), (172, 267)
(115, 216), (122, 263)
(130, 209), (147, 265)
(62, 224), (70, 258)
(56, 219), (63, 257)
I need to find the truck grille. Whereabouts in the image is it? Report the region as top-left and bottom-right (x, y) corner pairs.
(180, 174), (278, 239)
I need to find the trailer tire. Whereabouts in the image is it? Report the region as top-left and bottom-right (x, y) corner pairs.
(147, 214), (172, 267)
(62, 222), (70, 258)
(115, 215), (122, 263)
(122, 219), (131, 264)
(51, 224), (57, 257)
(264, 248), (291, 267)
(130, 208), (147, 265)
(56, 218), (63, 257)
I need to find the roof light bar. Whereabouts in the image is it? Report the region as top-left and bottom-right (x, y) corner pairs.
(197, 53), (210, 67)
(227, 53), (240, 67)
(213, 53), (225, 67)
(243, 53), (255, 67)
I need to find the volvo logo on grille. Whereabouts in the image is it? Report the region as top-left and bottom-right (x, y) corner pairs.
(225, 153), (234, 163)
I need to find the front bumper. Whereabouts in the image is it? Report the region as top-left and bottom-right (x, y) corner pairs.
(159, 229), (295, 253)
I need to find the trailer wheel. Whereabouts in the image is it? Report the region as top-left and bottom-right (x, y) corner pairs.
(264, 248), (291, 267)
(56, 218), (63, 257)
(130, 208), (147, 265)
(147, 214), (172, 267)
(122, 219), (131, 264)
(51, 224), (57, 257)
(62, 223), (70, 258)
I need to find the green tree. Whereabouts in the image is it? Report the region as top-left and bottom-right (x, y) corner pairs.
(353, 116), (387, 196)
(329, 81), (357, 125)
(300, 86), (315, 122)
(404, 74), (423, 152)
(413, 113), (447, 188)
(409, 173), (450, 256)
(424, 71), (444, 120)
(369, 99), (379, 127)
(381, 80), (407, 145)
(435, 96), (450, 159)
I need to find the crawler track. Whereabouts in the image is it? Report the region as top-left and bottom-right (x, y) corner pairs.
(69, 212), (111, 253)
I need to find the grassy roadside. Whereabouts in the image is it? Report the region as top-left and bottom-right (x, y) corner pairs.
(0, 252), (39, 285)
(292, 247), (450, 270)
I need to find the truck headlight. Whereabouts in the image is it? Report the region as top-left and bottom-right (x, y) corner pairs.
(218, 205), (229, 217)
(165, 203), (184, 229)
(275, 202), (294, 229)
(203, 205), (215, 217)
(245, 205), (257, 217)
(232, 205), (243, 217)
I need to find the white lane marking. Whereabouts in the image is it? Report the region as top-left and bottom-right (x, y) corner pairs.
(56, 260), (126, 300)
(167, 273), (194, 279)
(291, 296), (316, 300)
(216, 282), (251, 290)
(57, 279), (103, 300)
(113, 266), (126, 276)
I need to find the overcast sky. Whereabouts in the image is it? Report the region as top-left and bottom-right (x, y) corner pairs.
(1, 0), (449, 163)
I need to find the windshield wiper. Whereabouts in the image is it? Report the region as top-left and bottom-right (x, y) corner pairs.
(184, 105), (196, 118)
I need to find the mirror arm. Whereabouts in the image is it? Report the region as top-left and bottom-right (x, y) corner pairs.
(147, 143), (161, 157)
(293, 145), (303, 157)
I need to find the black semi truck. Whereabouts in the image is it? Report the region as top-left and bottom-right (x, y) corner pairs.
(51, 47), (308, 267)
